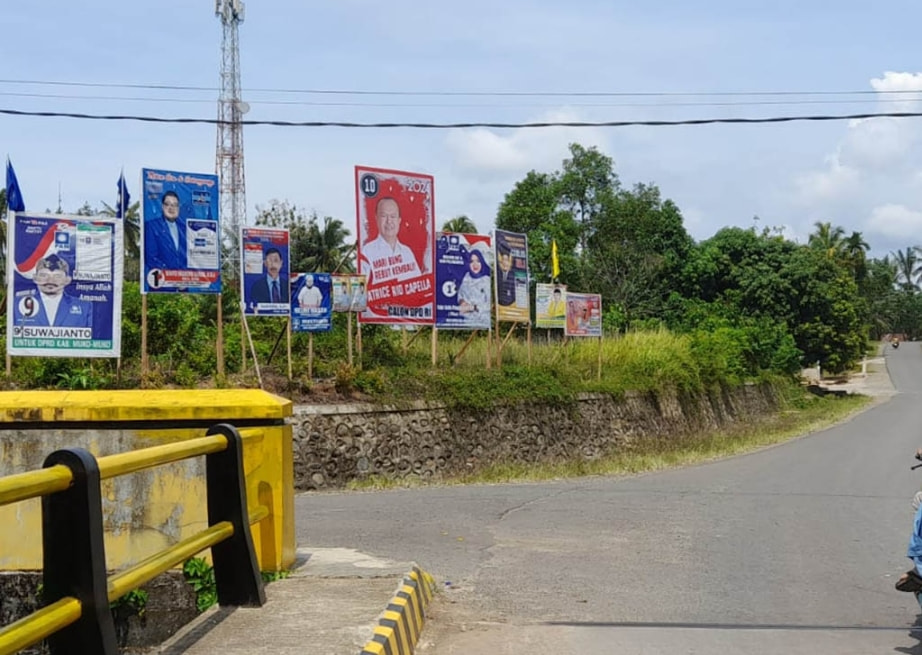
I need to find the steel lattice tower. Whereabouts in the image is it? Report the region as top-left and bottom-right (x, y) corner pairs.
(216, 0), (247, 274)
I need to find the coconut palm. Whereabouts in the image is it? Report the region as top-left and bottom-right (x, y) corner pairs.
(441, 215), (478, 234)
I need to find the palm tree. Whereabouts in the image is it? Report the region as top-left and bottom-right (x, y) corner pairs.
(100, 200), (142, 281)
(808, 221), (846, 258)
(842, 230), (870, 282)
(441, 215), (478, 234)
(305, 214), (353, 273)
(892, 247), (922, 291)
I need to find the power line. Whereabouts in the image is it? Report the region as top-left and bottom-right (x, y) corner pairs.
(1, 77), (922, 98)
(2, 107), (922, 128)
(3, 91), (922, 110)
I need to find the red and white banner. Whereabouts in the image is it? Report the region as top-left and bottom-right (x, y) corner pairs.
(355, 166), (435, 325)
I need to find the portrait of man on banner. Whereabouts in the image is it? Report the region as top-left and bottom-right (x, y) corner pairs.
(290, 272), (332, 332)
(7, 214), (123, 358)
(536, 283), (567, 329)
(493, 229), (530, 323)
(140, 168), (220, 294)
(355, 166), (435, 325)
(241, 227), (290, 317)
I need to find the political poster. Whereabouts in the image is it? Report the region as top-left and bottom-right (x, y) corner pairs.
(290, 272), (332, 332)
(493, 229), (530, 323)
(140, 168), (220, 294)
(435, 232), (492, 330)
(7, 213), (123, 358)
(355, 166), (435, 325)
(565, 292), (603, 337)
(535, 283), (567, 329)
(241, 227), (290, 317)
(331, 274), (368, 313)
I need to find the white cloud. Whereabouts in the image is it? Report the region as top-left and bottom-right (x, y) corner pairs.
(866, 204), (922, 241)
(445, 108), (611, 178)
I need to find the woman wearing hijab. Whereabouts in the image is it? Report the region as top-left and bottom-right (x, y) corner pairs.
(457, 247), (492, 327)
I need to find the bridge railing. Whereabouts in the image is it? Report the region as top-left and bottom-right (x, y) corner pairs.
(0, 422), (266, 655)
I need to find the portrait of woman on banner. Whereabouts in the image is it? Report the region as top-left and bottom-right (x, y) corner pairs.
(457, 245), (492, 328)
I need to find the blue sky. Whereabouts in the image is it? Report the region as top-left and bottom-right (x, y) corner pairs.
(4, 1), (922, 258)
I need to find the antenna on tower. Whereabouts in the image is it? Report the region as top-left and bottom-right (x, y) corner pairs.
(216, 0), (247, 277)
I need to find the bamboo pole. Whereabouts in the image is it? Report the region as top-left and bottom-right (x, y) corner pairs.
(141, 294), (149, 377)
(287, 317), (293, 381)
(431, 326), (438, 367)
(242, 315), (262, 388)
(216, 293), (224, 377)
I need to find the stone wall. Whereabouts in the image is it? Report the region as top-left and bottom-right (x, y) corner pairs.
(292, 382), (781, 490)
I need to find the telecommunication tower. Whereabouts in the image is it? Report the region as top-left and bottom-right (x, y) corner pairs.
(215, 0), (249, 273)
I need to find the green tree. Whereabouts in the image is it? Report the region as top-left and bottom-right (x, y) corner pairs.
(586, 182), (693, 327)
(892, 247), (922, 291)
(808, 221), (846, 258)
(99, 200), (142, 281)
(254, 200), (353, 273)
(557, 143), (620, 251)
(441, 215), (477, 234)
(496, 170), (579, 284)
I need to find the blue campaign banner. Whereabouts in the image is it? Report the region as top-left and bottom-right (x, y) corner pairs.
(435, 232), (493, 330)
(290, 273), (332, 332)
(7, 213), (123, 358)
(241, 227), (290, 316)
(140, 168), (220, 294)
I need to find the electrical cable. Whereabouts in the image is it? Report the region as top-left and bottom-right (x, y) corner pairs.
(1, 107), (922, 128)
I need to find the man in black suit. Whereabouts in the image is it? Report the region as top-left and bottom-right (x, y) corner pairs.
(248, 247), (289, 304)
(496, 242), (516, 306)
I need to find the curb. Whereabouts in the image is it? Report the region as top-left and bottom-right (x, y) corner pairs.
(360, 565), (436, 655)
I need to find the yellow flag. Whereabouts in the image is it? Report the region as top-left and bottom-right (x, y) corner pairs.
(551, 239), (560, 279)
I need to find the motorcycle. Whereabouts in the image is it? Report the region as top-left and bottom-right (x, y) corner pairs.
(897, 455), (922, 607)
(893, 339), (900, 349)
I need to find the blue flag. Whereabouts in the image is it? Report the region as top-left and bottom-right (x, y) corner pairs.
(116, 170), (130, 219)
(5, 158), (25, 212)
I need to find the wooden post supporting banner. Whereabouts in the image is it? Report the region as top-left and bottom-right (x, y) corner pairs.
(356, 318), (363, 369)
(597, 335), (603, 381)
(242, 315), (262, 388)
(240, 306), (247, 372)
(216, 293), (225, 377)
(454, 330), (478, 365)
(486, 324), (492, 370)
(287, 317), (293, 381)
(347, 312), (354, 366)
(308, 332), (314, 379)
(141, 294), (149, 377)
(431, 326), (438, 367)
(527, 322), (532, 366)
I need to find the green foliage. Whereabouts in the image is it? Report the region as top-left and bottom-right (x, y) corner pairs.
(182, 557), (217, 613)
(110, 588), (149, 617)
(261, 570), (291, 583)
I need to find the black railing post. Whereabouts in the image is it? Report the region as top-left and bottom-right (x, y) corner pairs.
(205, 423), (266, 607)
(42, 448), (119, 655)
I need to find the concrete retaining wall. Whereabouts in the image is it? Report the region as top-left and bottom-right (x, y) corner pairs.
(291, 382), (781, 490)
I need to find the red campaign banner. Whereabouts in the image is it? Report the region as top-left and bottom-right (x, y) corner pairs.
(355, 166), (435, 325)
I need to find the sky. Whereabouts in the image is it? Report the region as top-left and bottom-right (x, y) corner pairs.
(4, 1), (922, 259)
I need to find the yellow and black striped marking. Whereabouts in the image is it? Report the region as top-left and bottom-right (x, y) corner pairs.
(361, 566), (436, 655)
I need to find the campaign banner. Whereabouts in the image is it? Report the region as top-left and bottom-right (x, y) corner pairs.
(435, 232), (492, 330)
(331, 274), (368, 313)
(140, 168), (220, 294)
(355, 166), (435, 325)
(565, 292), (603, 337)
(494, 229), (530, 323)
(241, 227), (290, 316)
(7, 212), (123, 358)
(290, 272), (332, 332)
(535, 283), (567, 329)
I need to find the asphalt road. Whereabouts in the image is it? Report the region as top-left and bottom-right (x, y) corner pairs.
(295, 344), (922, 654)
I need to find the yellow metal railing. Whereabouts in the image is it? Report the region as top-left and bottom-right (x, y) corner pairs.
(0, 423), (267, 655)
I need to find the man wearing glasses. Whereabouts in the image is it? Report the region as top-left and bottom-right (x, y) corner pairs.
(144, 190), (187, 271)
